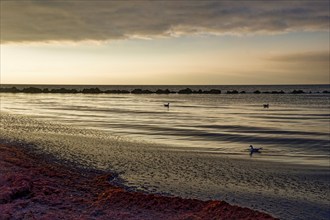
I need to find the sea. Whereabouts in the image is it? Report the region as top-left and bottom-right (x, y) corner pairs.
(0, 84), (329, 166)
(0, 84), (329, 219)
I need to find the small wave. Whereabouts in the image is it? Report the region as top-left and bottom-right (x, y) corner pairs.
(1, 112), (329, 220)
(195, 124), (327, 136)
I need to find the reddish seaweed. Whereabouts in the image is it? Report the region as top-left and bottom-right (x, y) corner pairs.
(0, 144), (277, 219)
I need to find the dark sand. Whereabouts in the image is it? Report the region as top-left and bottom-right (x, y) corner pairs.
(0, 144), (276, 220)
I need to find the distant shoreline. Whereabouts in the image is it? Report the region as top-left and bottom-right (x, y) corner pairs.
(1, 86), (329, 95)
(1, 83), (329, 86)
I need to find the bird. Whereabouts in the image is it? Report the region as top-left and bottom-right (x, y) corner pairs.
(164, 103), (170, 108)
(249, 145), (262, 156)
(263, 104), (269, 108)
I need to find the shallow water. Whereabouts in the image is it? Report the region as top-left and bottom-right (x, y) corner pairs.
(0, 113), (329, 220)
(0, 85), (329, 220)
(1, 85), (329, 166)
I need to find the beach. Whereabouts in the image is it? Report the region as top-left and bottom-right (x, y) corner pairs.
(2, 0), (329, 218)
(0, 143), (276, 219)
(0, 111), (329, 219)
(0, 86), (329, 219)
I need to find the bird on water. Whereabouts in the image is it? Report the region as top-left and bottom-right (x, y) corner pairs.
(249, 145), (262, 156)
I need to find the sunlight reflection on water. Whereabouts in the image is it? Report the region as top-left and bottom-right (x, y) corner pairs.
(0, 89), (329, 166)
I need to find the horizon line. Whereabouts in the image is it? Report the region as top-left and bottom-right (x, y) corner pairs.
(1, 83), (329, 86)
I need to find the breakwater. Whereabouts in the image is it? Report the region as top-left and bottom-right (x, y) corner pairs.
(0, 86), (328, 94)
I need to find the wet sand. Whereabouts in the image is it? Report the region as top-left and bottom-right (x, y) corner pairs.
(0, 113), (329, 219)
(0, 144), (276, 220)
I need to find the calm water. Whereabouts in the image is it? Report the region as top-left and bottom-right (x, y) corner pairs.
(1, 84), (329, 166)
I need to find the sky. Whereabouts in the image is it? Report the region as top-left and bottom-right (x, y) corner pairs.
(0, 0), (329, 85)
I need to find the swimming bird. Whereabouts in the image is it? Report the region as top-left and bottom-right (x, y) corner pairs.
(263, 104), (269, 108)
(250, 145), (262, 157)
(249, 145), (262, 156)
(164, 103), (170, 108)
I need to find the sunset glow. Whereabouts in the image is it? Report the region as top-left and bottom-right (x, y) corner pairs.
(1, 1), (329, 85)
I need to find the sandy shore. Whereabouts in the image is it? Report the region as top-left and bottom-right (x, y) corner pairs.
(0, 143), (276, 220)
(0, 113), (328, 219)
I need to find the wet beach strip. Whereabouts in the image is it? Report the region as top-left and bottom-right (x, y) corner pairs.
(0, 143), (276, 219)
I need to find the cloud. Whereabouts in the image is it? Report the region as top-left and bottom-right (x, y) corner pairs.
(263, 51), (329, 83)
(266, 51), (329, 63)
(1, 0), (329, 43)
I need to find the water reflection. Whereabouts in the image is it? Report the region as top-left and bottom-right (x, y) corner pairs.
(0, 91), (329, 166)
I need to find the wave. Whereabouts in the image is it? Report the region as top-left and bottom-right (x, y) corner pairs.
(1, 112), (329, 220)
